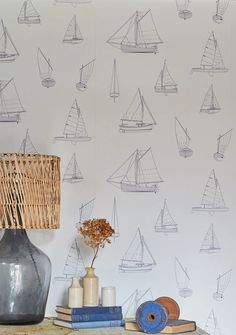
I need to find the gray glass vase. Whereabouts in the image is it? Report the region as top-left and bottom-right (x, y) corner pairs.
(0, 229), (51, 324)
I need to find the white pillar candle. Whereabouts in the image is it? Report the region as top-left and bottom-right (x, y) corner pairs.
(101, 286), (116, 307)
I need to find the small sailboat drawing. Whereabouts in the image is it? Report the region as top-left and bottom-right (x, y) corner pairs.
(0, 78), (25, 123)
(76, 59), (95, 92)
(200, 224), (221, 254)
(213, 0), (229, 24)
(18, 0), (41, 25)
(63, 15), (83, 44)
(175, 257), (192, 298)
(176, 0), (192, 20)
(76, 198), (95, 228)
(111, 197), (119, 240)
(54, 99), (91, 144)
(200, 85), (220, 114)
(119, 89), (156, 133)
(63, 153), (83, 183)
(54, 238), (85, 281)
(122, 288), (153, 318)
(107, 148), (163, 193)
(119, 228), (156, 273)
(154, 60), (178, 95)
(37, 48), (55, 88)
(192, 169), (229, 214)
(18, 129), (38, 154)
(110, 58), (119, 102)
(214, 129), (232, 161)
(205, 310), (221, 335)
(0, 20), (19, 62)
(155, 199), (178, 233)
(192, 32), (228, 74)
(107, 10), (163, 54)
(213, 269), (232, 301)
(175, 117), (193, 158)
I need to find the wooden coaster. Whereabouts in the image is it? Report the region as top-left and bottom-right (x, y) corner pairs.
(155, 296), (180, 320)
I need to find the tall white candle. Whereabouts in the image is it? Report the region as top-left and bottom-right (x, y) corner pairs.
(101, 286), (116, 306)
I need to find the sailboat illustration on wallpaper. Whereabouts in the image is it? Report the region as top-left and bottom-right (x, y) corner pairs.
(110, 58), (119, 102)
(213, 269), (232, 301)
(76, 59), (95, 92)
(111, 197), (120, 240)
(0, 20), (19, 62)
(119, 228), (156, 273)
(63, 153), (83, 183)
(214, 129), (232, 161)
(63, 15), (83, 44)
(175, 117), (193, 158)
(119, 89), (156, 133)
(200, 85), (221, 114)
(18, 129), (38, 154)
(54, 99), (91, 144)
(192, 32), (228, 74)
(18, 0), (41, 25)
(107, 148), (163, 193)
(76, 198), (95, 228)
(213, 0), (229, 24)
(122, 288), (153, 317)
(37, 48), (55, 88)
(205, 310), (221, 335)
(155, 199), (178, 233)
(175, 257), (192, 298)
(200, 224), (221, 254)
(154, 60), (178, 94)
(107, 10), (163, 54)
(176, 0), (192, 20)
(0, 78), (25, 123)
(55, 0), (91, 5)
(192, 169), (229, 214)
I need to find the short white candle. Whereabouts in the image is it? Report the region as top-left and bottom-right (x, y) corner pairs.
(101, 286), (116, 307)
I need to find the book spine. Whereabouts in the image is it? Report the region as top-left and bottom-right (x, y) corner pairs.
(70, 319), (124, 329)
(57, 306), (122, 315)
(59, 312), (123, 322)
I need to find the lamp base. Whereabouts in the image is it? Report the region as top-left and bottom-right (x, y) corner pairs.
(0, 229), (51, 324)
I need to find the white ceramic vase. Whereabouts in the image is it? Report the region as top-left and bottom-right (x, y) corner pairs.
(82, 267), (99, 307)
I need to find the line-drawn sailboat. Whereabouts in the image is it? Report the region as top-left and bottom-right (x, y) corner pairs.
(37, 48), (55, 88)
(55, 0), (91, 6)
(54, 99), (91, 144)
(214, 129), (232, 161)
(213, 0), (229, 24)
(0, 20), (19, 62)
(63, 153), (83, 183)
(176, 0), (192, 20)
(175, 257), (192, 298)
(76, 59), (95, 92)
(0, 78), (25, 123)
(119, 89), (156, 133)
(76, 198), (95, 228)
(107, 148), (163, 193)
(54, 237), (85, 281)
(18, 129), (38, 154)
(111, 197), (119, 240)
(122, 288), (153, 318)
(63, 15), (83, 44)
(107, 10), (163, 54)
(192, 32), (228, 74)
(175, 117), (193, 158)
(154, 60), (178, 95)
(155, 199), (178, 233)
(18, 0), (41, 25)
(192, 170), (229, 214)
(200, 224), (221, 254)
(119, 228), (156, 273)
(200, 85), (221, 114)
(205, 310), (221, 335)
(213, 269), (232, 301)
(110, 58), (119, 102)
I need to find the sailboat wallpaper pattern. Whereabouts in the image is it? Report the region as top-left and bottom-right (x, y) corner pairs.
(0, 0), (235, 333)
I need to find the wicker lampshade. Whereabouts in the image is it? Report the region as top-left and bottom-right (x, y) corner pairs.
(0, 153), (60, 229)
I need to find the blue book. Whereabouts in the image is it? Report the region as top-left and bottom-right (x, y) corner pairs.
(56, 305), (122, 315)
(57, 311), (123, 322)
(54, 318), (124, 329)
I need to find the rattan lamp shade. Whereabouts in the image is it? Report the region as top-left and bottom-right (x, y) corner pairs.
(0, 153), (60, 229)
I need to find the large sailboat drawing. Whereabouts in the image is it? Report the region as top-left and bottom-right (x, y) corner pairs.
(76, 198), (95, 228)
(18, 0), (41, 25)
(175, 117), (193, 158)
(111, 197), (119, 240)
(76, 59), (95, 92)
(213, 0), (229, 24)
(107, 148), (163, 193)
(176, 0), (192, 20)
(63, 15), (83, 44)
(213, 269), (232, 301)
(119, 228), (156, 273)
(200, 85), (220, 114)
(122, 288), (153, 318)
(192, 32), (228, 74)
(0, 20), (19, 62)
(175, 257), (192, 298)
(155, 199), (178, 233)
(0, 78), (25, 123)
(200, 224), (221, 254)
(214, 129), (232, 161)
(119, 89), (156, 133)
(107, 10), (163, 54)
(63, 153), (83, 183)
(110, 58), (119, 102)
(37, 48), (55, 88)
(205, 310), (221, 335)
(18, 129), (38, 154)
(154, 60), (178, 95)
(192, 170), (229, 214)
(54, 99), (91, 144)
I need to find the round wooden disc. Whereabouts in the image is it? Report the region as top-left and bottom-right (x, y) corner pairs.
(155, 296), (180, 320)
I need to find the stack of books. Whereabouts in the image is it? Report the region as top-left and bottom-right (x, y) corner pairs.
(53, 305), (124, 329)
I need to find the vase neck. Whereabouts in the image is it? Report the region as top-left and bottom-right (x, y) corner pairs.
(85, 267), (96, 276)
(1, 229), (29, 244)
